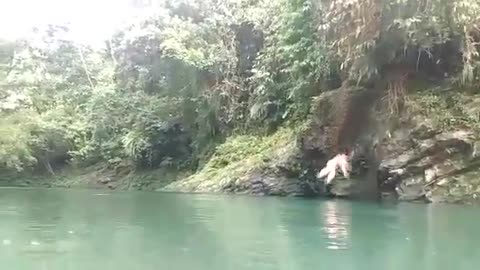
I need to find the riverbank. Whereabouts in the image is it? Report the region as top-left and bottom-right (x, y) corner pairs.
(164, 83), (480, 205)
(0, 165), (191, 191)
(3, 83), (480, 205)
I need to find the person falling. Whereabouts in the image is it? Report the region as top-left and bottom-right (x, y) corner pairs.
(317, 149), (353, 185)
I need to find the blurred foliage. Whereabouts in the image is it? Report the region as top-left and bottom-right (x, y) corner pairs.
(322, 0), (480, 85)
(249, 0), (330, 131)
(1, 0), (480, 178)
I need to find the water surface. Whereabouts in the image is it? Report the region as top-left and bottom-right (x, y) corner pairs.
(0, 188), (479, 269)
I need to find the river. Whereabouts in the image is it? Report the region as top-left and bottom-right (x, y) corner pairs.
(0, 188), (479, 269)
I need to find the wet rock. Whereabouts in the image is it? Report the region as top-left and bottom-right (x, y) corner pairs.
(329, 179), (354, 197)
(425, 187), (449, 203)
(98, 177), (111, 184)
(424, 167), (437, 183)
(378, 118), (479, 203)
(436, 178), (449, 186)
(395, 176), (426, 201)
(228, 173), (305, 196)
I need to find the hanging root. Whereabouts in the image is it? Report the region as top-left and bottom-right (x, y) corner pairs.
(383, 72), (409, 116)
(330, 83), (352, 154)
(461, 28), (480, 85)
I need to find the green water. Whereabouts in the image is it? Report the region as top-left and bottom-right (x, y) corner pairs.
(0, 188), (479, 270)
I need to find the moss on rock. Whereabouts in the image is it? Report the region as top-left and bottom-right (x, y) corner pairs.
(162, 127), (321, 196)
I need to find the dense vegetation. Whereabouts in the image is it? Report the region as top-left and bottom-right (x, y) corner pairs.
(1, 0), (480, 187)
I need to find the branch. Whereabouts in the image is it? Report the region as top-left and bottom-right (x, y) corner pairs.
(77, 45), (94, 90)
(108, 38), (117, 66)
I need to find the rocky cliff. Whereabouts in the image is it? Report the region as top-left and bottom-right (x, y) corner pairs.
(164, 84), (480, 204)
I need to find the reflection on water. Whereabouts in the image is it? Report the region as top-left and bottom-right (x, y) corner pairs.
(321, 201), (350, 250)
(0, 189), (480, 270)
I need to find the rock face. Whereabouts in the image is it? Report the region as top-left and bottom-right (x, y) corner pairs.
(220, 145), (322, 196)
(165, 87), (480, 204)
(377, 122), (479, 203)
(163, 140), (325, 196)
(298, 88), (382, 199)
(301, 87), (480, 204)
(164, 88), (380, 197)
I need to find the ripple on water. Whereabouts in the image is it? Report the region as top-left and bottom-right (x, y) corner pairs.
(0, 206), (22, 216)
(24, 224), (57, 232)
